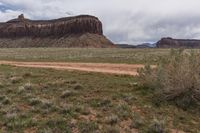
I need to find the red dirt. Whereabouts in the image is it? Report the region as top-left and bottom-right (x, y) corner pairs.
(0, 61), (148, 76)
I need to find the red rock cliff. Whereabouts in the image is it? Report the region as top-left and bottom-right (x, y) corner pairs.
(0, 14), (103, 38)
(0, 14), (115, 48)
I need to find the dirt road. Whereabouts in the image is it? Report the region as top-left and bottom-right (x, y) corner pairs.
(0, 61), (146, 76)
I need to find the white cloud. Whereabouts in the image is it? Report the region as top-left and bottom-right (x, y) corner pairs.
(1, 0), (200, 44)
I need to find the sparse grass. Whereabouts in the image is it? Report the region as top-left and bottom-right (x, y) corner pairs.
(0, 48), (172, 64)
(0, 48), (199, 132)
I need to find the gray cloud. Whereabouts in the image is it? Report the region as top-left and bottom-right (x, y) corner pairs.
(0, 0), (200, 44)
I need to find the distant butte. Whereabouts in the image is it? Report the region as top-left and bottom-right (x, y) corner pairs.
(157, 37), (200, 48)
(0, 14), (114, 48)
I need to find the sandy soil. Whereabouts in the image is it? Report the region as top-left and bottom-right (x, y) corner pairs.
(0, 61), (147, 76)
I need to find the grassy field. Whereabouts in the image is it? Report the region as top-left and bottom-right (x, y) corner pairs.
(0, 65), (199, 132)
(0, 48), (199, 132)
(0, 48), (172, 64)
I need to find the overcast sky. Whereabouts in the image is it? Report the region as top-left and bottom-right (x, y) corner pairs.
(0, 0), (200, 44)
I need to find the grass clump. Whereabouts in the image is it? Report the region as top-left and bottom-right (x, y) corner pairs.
(90, 98), (112, 108)
(138, 49), (200, 109)
(78, 121), (98, 133)
(18, 86), (26, 94)
(23, 82), (34, 91)
(106, 115), (119, 125)
(0, 95), (11, 105)
(103, 126), (120, 133)
(61, 90), (75, 98)
(130, 113), (144, 129)
(10, 76), (22, 84)
(115, 104), (132, 120)
(147, 118), (168, 133)
(73, 84), (84, 90)
(44, 118), (71, 132)
(28, 98), (42, 106)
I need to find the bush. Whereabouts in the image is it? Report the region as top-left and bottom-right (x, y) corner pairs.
(147, 118), (167, 133)
(78, 121), (98, 133)
(130, 113), (144, 129)
(10, 76), (22, 84)
(0, 96), (11, 105)
(28, 98), (42, 106)
(137, 49), (200, 109)
(61, 90), (75, 98)
(23, 82), (34, 90)
(73, 84), (84, 90)
(106, 115), (119, 125)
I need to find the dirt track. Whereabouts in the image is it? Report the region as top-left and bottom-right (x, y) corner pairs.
(0, 61), (146, 76)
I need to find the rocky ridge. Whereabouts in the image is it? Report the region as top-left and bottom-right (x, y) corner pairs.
(157, 37), (200, 48)
(0, 14), (114, 48)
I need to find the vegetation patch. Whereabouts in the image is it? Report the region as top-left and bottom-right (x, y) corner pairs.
(61, 90), (76, 98)
(0, 49), (199, 132)
(138, 49), (200, 109)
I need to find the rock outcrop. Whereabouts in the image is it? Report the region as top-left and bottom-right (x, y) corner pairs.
(0, 14), (114, 48)
(157, 37), (200, 48)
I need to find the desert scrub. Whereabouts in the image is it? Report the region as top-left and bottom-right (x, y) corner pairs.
(147, 118), (168, 133)
(115, 103), (132, 120)
(103, 126), (120, 133)
(10, 76), (22, 84)
(78, 121), (98, 133)
(61, 90), (75, 98)
(23, 82), (34, 91)
(0, 95), (11, 105)
(130, 113), (144, 129)
(106, 115), (119, 125)
(42, 118), (71, 132)
(137, 49), (200, 109)
(18, 86), (26, 94)
(73, 84), (84, 90)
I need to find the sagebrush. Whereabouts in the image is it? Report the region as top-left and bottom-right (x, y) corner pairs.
(138, 49), (200, 109)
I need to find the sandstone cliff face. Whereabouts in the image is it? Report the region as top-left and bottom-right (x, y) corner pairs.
(157, 37), (200, 48)
(0, 14), (114, 48)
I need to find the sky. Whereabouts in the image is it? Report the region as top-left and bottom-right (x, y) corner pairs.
(0, 0), (200, 44)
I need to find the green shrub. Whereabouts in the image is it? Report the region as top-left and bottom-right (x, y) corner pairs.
(137, 49), (200, 109)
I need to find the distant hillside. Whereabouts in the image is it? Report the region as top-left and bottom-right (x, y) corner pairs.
(157, 37), (200, 48)
(0, 14), (115, 48)
(116, 44), (136, 48)
(116, 43), (156, 48)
